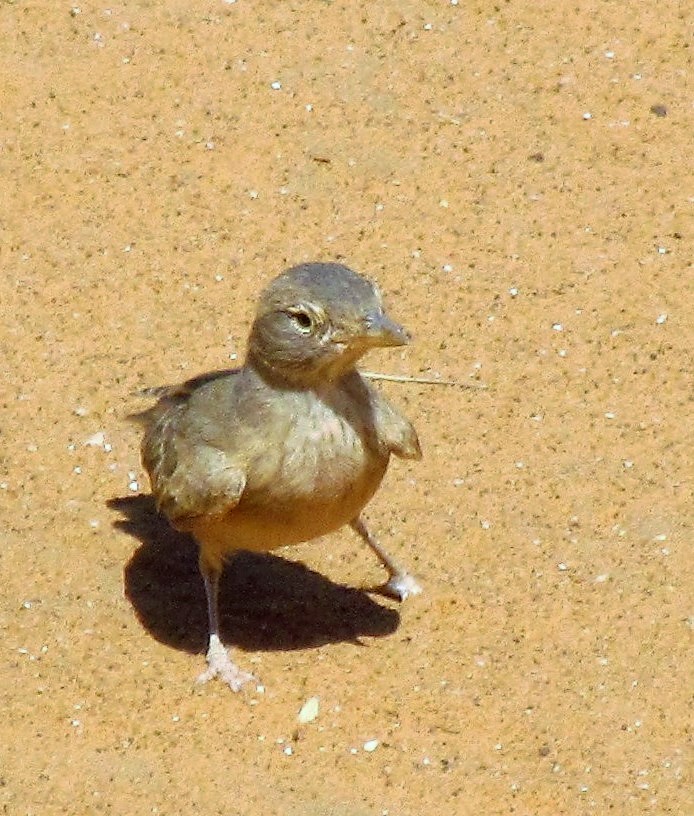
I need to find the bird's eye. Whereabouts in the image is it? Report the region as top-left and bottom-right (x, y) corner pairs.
(290, 309), (314, 333)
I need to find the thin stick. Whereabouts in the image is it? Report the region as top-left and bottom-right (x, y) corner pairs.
(361, 371), (487, 389)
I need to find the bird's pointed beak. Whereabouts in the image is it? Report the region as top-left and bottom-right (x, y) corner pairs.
(361, 311), (411, 348)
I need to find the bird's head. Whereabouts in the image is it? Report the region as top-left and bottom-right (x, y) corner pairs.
(247, 262), (411, 386)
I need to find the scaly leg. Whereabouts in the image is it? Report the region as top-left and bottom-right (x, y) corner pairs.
(195, 555), (255, 691)
(350, 516), (422, 600)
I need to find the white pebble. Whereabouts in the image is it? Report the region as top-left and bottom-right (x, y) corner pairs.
(558, 562), (568, 571)
(552, 322), (563, 332)
(509, 286), (519, 297)
(297, 696), (320, 724)
(655, 313), (668, 324)
(83, 431), (106, 448)
(604, 411), (616, 419)
(128, 480), (139, 492)
(363, 739), (379, 752)
(283, 745), (293, 756)
(582, 112), (592, 120)
(270, 81), (282, 90)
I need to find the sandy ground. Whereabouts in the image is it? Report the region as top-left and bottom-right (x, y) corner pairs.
(1, 2), (691, 814)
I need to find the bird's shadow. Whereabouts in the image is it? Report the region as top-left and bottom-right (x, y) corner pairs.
(109, 495), (400, 655)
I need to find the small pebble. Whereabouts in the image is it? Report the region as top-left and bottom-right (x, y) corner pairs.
(297, 696), (320, 724)
(270, 81), (282, 90)
(655, 313), (668, 324)
(363, 739), (379, 752)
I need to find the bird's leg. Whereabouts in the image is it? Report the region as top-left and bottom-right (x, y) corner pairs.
(350, 516), (422, 601)
(195, 554), (255, 691)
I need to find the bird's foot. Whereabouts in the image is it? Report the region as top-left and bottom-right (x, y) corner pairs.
(196, 634), (255, 692)
(381, 572), (423, 602)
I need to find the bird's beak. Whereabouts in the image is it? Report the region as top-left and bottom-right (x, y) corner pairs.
(361, 311), (411, 348)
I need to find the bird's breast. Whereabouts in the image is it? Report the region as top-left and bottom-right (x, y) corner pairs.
(236, 389), (389, 546)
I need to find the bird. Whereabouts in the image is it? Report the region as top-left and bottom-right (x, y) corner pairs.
(135, 262), (422, 690)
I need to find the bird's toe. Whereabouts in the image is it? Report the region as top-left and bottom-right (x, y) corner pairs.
(381, 572), (423, 602)
(196, 634), (256, 691)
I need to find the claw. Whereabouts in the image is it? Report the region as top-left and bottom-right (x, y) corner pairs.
(381, 572), (423, 602)
(196, 634), (256, 691)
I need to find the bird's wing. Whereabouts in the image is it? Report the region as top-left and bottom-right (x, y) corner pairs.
(139, 373), (249, 523)
(370, 389), (422, 461)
